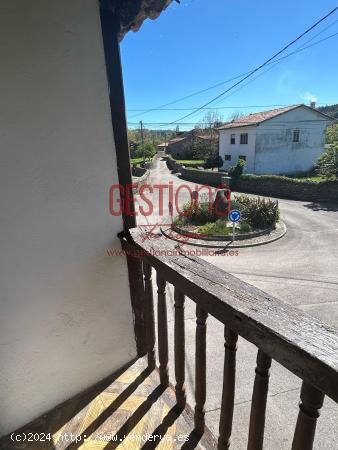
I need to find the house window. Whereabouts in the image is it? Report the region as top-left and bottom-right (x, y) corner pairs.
(293, 129), (300, 142)
(230, 134), (236, 144)
(238, 155), (246, 161)
(240, 133), (248, 144)
(224, 155), (231, 161)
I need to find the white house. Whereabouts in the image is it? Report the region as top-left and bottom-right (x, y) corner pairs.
(218, 104), (334, 174)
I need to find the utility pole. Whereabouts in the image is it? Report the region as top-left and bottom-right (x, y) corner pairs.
(140, 120), (145, 164)
(140, 120), (144, 145)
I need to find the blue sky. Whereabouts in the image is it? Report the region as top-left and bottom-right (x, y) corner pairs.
(121, 0), (338, 130)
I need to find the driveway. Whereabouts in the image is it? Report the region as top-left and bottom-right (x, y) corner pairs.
(134, 157), (338, 449)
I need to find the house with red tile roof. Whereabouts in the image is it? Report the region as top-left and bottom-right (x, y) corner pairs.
(163, 131), (219, 159)
(218, 104), (334, 174)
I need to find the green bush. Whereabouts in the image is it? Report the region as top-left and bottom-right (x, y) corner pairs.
(135, 142), (156, 160)
(234, 195), (279, 229)
(174, 194), (280, 232)
(315, 144), (338, 180)
(228, 199), (244, 211)
(174, 201), (214, 226)
(198, 220), (232, 236)
(240, 173), (326, 184)
(228, 159), (246, 187)
(238, 222), (252, 234)
(204, 155), (223, 170)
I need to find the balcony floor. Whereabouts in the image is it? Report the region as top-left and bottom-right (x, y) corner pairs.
(0, 357), (216, 450)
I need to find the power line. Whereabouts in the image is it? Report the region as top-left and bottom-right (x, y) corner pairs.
(127, 102), (334, 112)
(127, 18), (338, 118)
(210, 31), (338, 110)
(128, 119), (333, 127)
(170, 6), (338, 124)
(127, 72), (251, 118)
(128, 104), (289, 112)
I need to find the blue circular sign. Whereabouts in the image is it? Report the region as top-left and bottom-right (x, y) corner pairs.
(229, 209), (241, 222)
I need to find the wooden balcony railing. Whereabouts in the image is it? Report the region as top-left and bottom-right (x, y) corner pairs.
(119, 228), (338, 450)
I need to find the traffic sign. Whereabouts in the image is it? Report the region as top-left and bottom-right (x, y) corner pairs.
(229, 209), (241, 223)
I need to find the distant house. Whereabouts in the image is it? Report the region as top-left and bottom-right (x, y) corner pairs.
(218, 104), (334, 174)
(165, 131), (219, 159)
(157, 142), (168, 150)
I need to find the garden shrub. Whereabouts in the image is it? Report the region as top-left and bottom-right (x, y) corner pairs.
(174, 194), (280, 232)
(239, 222), (252, 234)
(228, 159), (246, 187)
(198, 220), (231, 236)
(315, 144), (338, 180)
(175, 200), (214, 226)
(204, 155), (223, 170)
(234, 195), (279, 229)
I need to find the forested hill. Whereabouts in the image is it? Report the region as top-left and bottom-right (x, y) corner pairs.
(317, 104), (338, 119)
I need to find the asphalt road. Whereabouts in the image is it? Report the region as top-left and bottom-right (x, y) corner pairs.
(137, 156), (338, 327)
(135, 156), (338, 449)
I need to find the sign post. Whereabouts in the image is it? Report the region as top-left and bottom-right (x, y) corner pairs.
(228, 209), (241, 243)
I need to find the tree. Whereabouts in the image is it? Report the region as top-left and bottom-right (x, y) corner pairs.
(315, 144), (338, 179)
(197, 111), (224, 130)
(326, 124), (338, 145)
(136, 142), (156, 161)
(190, 111), (223, 160)
(191, 139), (217, 160)
(204, 155), (223, 171)
(228, 159), (246, 187)
(228, 111), (244, 121)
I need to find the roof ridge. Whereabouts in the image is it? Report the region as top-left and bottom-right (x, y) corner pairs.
(217, 104), (305, 130)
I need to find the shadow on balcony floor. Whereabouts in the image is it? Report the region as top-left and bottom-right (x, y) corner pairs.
(0, 358), (216, 450)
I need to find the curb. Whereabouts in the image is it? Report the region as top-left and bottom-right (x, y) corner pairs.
(160, 221), (287, 249)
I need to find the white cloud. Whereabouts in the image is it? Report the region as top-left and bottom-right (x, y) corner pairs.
(300, 91), (318, 102)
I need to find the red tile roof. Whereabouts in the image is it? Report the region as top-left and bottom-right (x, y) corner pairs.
(217, 105), (302, 130)
(168, 136), (189, 144)
(197, 134), (218, 140)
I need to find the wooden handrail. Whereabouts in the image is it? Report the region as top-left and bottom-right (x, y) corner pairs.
(121, 229), (338, 404)
(119, 228), (338, 448)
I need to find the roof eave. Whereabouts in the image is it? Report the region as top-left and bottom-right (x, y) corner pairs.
(218, 123), (259, 131)
(100, 0), (174, 41)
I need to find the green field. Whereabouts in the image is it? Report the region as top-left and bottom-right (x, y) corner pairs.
(174, 159), (205, 167)
(292, 176), (326, 183)
(131, 157), (146, 166)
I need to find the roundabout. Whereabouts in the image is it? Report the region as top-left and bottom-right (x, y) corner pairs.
(161, 220), (287, 248)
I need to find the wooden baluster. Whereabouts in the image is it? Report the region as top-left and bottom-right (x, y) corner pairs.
(156, 272), (169, 387)
(218, 328), (238, 450)
(247, 350), (272, 450)
(194, 305), (208, 435)
(292, 382), (325, 450)
(174, 288), (186, 408)
(143, 262), (156, 370)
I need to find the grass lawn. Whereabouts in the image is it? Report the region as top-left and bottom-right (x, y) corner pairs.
(174, 159), (205, 167)
(131, 157), (155, 166)
(131, 157), (143, 166)
(292, 176), (326, 182)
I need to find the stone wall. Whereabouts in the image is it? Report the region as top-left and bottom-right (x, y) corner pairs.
(167, 156), (338, 203)
(166, 156), (225, 187)
(132, 166), (148, 177)
(132, 153), (163, 192)
(237, 175), (338, 202)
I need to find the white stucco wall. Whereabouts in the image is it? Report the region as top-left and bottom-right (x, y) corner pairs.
(254, 107), (331, 174)
(219, 126), (256, 172)
(0, 0), (137, 436)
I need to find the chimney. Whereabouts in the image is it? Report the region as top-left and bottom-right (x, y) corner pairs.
(310, 101), (316, 109)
